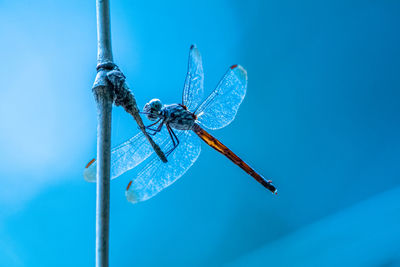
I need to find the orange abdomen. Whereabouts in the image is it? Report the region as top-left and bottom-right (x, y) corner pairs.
(192, 124), (277, 194)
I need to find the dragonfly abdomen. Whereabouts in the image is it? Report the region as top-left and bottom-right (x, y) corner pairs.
(192, 124), (277, 194)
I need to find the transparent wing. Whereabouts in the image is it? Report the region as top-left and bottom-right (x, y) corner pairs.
(126, 128), (201, 203)
(195, 65), (247, 130)
(182, 45), (204, 111)
(83, 128), (170, 182)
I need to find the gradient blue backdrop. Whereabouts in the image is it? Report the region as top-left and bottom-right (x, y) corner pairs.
(0, 0), (399, 266)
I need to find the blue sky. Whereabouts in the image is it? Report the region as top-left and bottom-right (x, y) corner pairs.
(0, 0), (399, 266)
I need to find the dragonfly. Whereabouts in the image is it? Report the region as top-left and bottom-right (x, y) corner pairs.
(84, 45), (277, 203)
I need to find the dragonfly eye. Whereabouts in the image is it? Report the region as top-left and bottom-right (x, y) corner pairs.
(143, 99), (162, 121)
(149, 98), (162, 111)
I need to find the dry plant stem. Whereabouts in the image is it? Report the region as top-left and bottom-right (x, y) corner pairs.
(118, 83), (168, 163)
(97, 0), (113, 64)
(94, 0), (112, 267)
(107, 69), (167, 162)
(94, 86), (112, 267)
(93, 0), (167, 266)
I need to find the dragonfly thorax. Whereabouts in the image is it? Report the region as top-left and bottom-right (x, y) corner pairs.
(143, 100), (196, 130)
(163, 104), (196, 130)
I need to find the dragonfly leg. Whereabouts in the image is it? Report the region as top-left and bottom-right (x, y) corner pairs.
(165, 125), (180, 157)
(146, 120), (164, 136)
(165, 126), (176, 157)
(137, 118), (161, 132)
(145, 126), (160, 133)
(144, 118), (161, 129)
(170, 127), (180, 146)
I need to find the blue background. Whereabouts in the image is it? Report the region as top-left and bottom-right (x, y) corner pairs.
(0, 0), (399, 266)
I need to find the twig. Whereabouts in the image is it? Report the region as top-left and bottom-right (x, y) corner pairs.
(92, 1), (167, 267)
(93, 1), (112, 267)
(106, 69), (168, 163)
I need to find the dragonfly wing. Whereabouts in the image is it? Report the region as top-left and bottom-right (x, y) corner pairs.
(84, 128), (170, 182)
(182, 45), (204, 111)
(126, 128), (201, 203)
(195, 65), (247, 130)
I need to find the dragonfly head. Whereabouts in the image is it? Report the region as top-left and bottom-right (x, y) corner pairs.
(143, 98), (163, 121)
